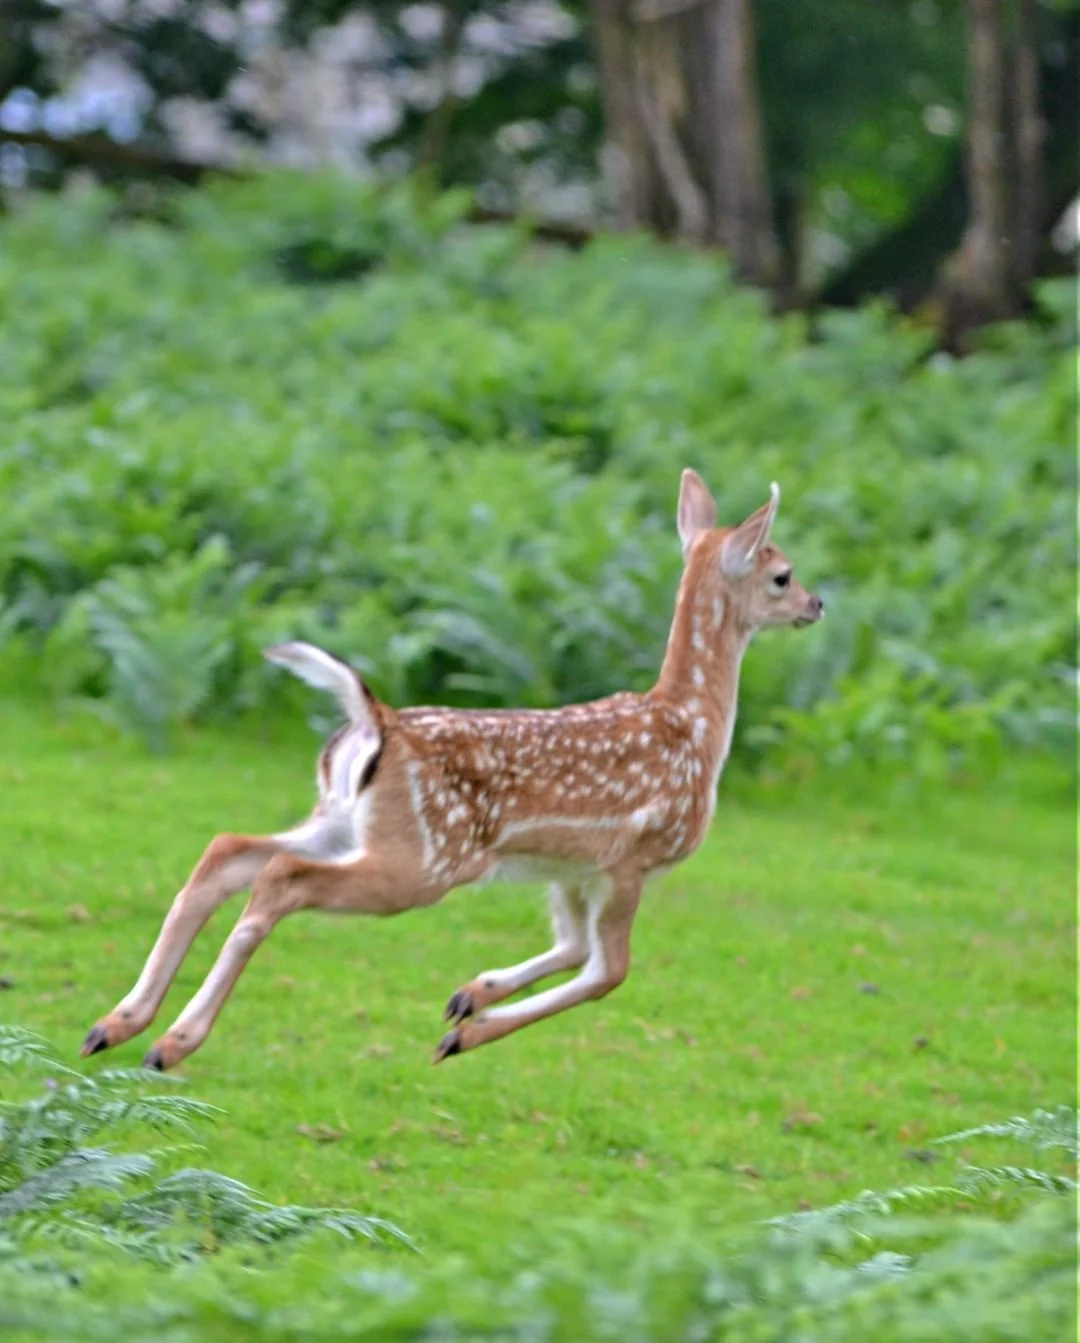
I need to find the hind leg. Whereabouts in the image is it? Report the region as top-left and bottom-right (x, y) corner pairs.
(444, 882), (588, 1024)
(81, 816), (346, 1057)
(142, 847), (430, 1070)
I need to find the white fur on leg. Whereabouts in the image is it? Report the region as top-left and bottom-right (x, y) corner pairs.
(475, 882), (587, 996)
(478, 880), (613, 1027)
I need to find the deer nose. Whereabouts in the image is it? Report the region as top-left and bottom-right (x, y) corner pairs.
(811, 594), (825, 618)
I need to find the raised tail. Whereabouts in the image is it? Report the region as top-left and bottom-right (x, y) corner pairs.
(263, 641), (378, 729)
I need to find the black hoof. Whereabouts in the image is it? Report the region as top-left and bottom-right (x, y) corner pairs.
(142, 1047), (165, 1071)
(433, 1028), (462, 1063)
(81, 1026), (110, 1057)
(444, 989), (475, 1023)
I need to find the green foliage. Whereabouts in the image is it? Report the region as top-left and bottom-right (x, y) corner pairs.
(934, 1106), (1079, 1156)
(0, 709), (1073, 1339)
(767, 1105), (1079, 1237)
(757, 0), (964, 231)
(0, 176), (1073, 773)
(0, 1027), (409, 1264)
(41, 537), (269, 752)
(0, 1085), (1075, 1340)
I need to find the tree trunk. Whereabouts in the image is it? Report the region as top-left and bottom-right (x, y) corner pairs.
(695, 0), (777, 280)
(587, 0), (779, 289)
(590, 0), (668, 230)
(826, 9), (1076, 318)
(936, 0), (1014, 338)
(415, 0), (471, 189)
(1009, 0), (1044, 288)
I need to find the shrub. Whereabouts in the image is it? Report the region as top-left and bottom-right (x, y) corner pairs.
(0, 174), (1073, 773)
(0, 1036), (1075, 1342)
(0, 1027), (409, 1265)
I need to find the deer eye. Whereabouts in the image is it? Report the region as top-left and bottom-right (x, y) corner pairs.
(772, 570), (791, 591)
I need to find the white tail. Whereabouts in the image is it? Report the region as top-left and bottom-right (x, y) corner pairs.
(82, 470), (823, 1071)
(263, 641), (375, 727)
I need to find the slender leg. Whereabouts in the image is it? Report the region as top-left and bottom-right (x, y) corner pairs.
(435, 873), (642, 1061)
(142, 848), (430, 1070)
(81, 817), (345, 1058)
(444, 882), (588, 1023)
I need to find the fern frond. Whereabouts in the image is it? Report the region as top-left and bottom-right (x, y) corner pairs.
(765, 1182), (966, 1236)
(933, 1106), (1078, 1157)
(0, 1151), (156, 1217)
(117, 1168), (415, 1250)
(958, 1164), (1077, 1196)
(0, 1027), (80, 1078)
(768, 1108), (1077, 1242)
(0, 1027), (411, 1262)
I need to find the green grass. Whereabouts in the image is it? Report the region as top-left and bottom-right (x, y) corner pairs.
(0, 697), (1073, 1268)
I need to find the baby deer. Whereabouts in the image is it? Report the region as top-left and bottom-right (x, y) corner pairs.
(82, 470), (822, 1070)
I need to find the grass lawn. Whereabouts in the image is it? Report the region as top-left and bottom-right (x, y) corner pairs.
(0, 698), (1074, 1268)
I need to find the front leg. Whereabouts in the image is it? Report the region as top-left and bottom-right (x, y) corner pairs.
(435, 873), (641, 1061)
(444, 882), (588, 1023)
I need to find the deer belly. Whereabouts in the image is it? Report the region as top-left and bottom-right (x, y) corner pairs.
(480, 807), (660, 884)
(481, 853), (598, 886)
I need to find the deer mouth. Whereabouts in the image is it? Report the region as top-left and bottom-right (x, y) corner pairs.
(792, 595), (825, 629)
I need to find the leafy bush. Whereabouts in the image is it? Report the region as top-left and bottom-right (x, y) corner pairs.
(0, 1044), (1075, 1341)
(0, 173), (1073, 771)
(0, 1028), (409, 1265)
(1, 1202), (1073, 1341)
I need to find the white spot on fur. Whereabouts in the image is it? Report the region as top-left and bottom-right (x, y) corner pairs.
(630, 803), (662, 833)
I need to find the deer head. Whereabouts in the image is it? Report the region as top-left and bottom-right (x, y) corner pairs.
(676, 468), (824, 635)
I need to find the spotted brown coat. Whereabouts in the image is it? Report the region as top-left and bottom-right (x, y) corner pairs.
(82, 469), (823, 1070)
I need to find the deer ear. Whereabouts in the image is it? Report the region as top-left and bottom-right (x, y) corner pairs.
(677, 469), (718, 558)
(721, 482), (780, 576)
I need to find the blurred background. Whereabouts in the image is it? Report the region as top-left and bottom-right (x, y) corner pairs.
(3, 0), (1078, 321)
(0, 0), (1075, 776)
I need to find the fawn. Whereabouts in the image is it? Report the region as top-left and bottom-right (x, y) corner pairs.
(82, 470), (822, 1070)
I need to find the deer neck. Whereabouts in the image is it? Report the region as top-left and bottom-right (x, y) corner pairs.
(653, 566), (750, 743)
